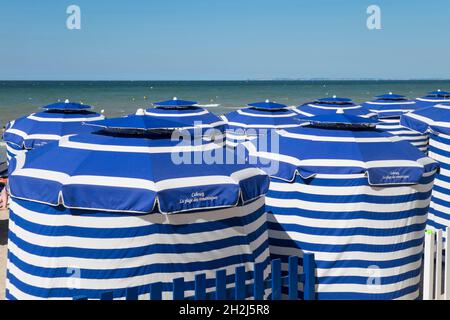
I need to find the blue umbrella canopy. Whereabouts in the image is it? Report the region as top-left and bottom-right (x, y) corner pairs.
(42, 99), (92, 111)
(401, 102), (450, 135)
(8, 115), (269, 214)
(415, 90), (450, 108)
(153, 97), (197, 108)
(361, 93), (420, 118)
(242, 114), (438, 184)
(222, 100), (301, 130)
(146, 99), (225, 132)
(247, 100), (288, 111)
(3, 107), (104, 150)
(294, 96), (376, 118)
(221, 100), (302, 146)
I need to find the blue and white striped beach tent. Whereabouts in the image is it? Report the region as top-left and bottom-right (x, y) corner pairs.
(293, 96), (376, 118)
(242, 114), (439, 300)
(221, 100), (302, 146)
(3, 100), (104, 162)
(145, 98), (226, 136)
(5, 114), (270, 300)
(361, 93), (428, 152)
(401, 103), (450, 234)
(415, 90), (450, 109)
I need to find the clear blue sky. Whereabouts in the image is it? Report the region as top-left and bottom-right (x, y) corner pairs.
(0, 0), (449, 80)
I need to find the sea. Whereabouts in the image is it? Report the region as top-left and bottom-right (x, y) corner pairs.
(2, 80), (450, 126)
(1, 79), (450, 161)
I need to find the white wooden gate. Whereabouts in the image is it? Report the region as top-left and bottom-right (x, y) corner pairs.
(423, 229), (450, 300)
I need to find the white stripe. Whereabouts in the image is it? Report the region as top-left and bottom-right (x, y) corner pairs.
(266, 196), (431, 213)
(277, 130), (395, 143)
(269, 179), (434, 196)
(27, 114), (104, 122)
(9, 197), (265, 229)
(236, 109), (297, 118)
(225, 121), (300, 129)
(270, 243), (423, 263)
(268, 210), (428, 230)
(144, 109), (209, 117)
(269, 227), (424, 246)
(59, 136), (225, 153)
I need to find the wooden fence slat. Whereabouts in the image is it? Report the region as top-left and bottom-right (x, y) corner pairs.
(253, 263), (264, 300)
(100, 291), (114, 300)
(288, 256), (299, 300)
(271, 259), (281, 300)
(172, 277), (185, 300)
(73, 255), (317, 301)
(125, 287), (139, 300)
(235, 266), (246, 300)
(303, 253), (316, 300)
(445, 229), (450, 300)
(215, 269), (227, 300)
(423, 230), (435, 300)
(150, 282), (162, 300)
(195, 273), (207, 300)
(436, 229), (443, 300)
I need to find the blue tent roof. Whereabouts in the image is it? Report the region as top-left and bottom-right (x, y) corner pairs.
(144, 106), (225, 132)
(401, 102), (450, 135)
(241, 122), (438, 185)
(247, 100), (288, 110)
(222, 107), (302, 131)
(315, 96), (353, 104)
(8, 125), (269, 214)
(294, 96), (376, 118)
(361, 93), (419, 118)
(42, 100), (92, 111)
(154, 97), (197, 108)
(3, 110), (104, 150)
(375, 93), (406, 100)
(415, 91), (450, 108)
(428, 90), (450, 97)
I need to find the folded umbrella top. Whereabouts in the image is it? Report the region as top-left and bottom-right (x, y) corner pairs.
(247, 100), (288, 111)
(415, 90), (450, 108)
(153, 97), (197, 108)
(294, 96), (376, 118)
(41, 99), (92, 111)
(361, 92), (420, 118)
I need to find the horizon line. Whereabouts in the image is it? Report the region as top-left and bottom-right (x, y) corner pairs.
(1, 78), (450, 82)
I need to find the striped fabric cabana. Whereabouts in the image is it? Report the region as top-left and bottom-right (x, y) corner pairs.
(361, 93), (428, 152)
(221, 100), (302, 147)
(401, 103), (450, 233)
(293, 96), (376, 118)
(6, 114), (270, 300)
(3, 100), (104, 162)
(243, 114), (439, 300)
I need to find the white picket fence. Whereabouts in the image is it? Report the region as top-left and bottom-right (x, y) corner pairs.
(423, 228), (450, 300)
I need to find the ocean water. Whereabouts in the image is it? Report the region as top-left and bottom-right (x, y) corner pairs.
(1, 80), (450, 127)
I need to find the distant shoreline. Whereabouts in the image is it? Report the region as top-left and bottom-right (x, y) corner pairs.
(1, 79), (450, 82)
